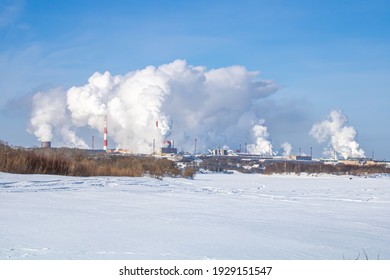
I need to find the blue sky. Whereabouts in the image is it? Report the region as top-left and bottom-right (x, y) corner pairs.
(1, 0), (389, 158)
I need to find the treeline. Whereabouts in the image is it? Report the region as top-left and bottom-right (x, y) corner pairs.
(198, 155), (389, 175)
(263, 161), (390, 175)
(0, 143), (195, 178)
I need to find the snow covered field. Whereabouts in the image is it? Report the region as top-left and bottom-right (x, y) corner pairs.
(0, 171), (389, 260)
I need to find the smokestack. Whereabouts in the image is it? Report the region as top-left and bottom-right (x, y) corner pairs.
(92, 135), (95, 150)
(194, 138), (197, 155)
(41, 141), (51, 148)
(103, 115), (108, 151)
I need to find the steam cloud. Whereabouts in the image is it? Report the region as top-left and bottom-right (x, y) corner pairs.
(310, 110), (365, 159)
(29, 59), (278, 153)
(29, 88), (89, 148)
(247, 119), (273, 155)
(281, 142), (292, 156)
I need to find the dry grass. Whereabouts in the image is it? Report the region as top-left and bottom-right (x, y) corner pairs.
(0, 143), (181, 178)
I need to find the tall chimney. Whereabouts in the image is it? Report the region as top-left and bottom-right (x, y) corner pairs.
(103, 115), (108, 151)
(194, 138), (197, 155)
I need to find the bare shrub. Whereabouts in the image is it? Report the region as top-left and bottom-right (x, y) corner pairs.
(182, 167), (196, 179)
(0, 142), (182, 178)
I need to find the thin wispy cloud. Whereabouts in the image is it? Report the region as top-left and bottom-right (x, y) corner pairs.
(0, 0), (23, 28)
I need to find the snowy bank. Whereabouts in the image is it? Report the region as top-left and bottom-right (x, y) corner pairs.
(1, 172), (389, 260)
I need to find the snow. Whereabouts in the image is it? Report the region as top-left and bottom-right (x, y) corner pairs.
(0, 171), (389, 260)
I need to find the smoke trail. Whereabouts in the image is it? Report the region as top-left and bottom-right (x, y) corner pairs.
(29, 59), (278, 152)
(29, 88), (64, 142)
(281, 142), (292, 156)
(247, 119), (273, 156)
(309, 110), (365, 159)
(28, 88), (88, 148)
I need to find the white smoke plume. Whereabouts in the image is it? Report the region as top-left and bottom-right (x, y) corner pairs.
(309, 110), (365, 159)
(29, 59), (278, 152)
(28, 88), (88, 148)
(281, 142), (292, 157)
(247, 119), (273, 156)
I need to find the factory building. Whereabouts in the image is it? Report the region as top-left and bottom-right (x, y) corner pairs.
(340, 158), (378, 166)
(161, 140), (177, 154)
(290, 155), (312, 161)
(41, 141), (51, 148)
(210, 149), (228, 156)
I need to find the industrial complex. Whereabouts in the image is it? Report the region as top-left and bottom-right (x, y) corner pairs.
(37, 114), (389, 173)
(37, 135), (390, 175)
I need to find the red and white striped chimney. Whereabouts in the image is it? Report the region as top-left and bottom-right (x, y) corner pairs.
(103, 115), (108, 151)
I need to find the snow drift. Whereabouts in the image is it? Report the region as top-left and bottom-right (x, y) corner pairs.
(1, 172), (389, 260)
